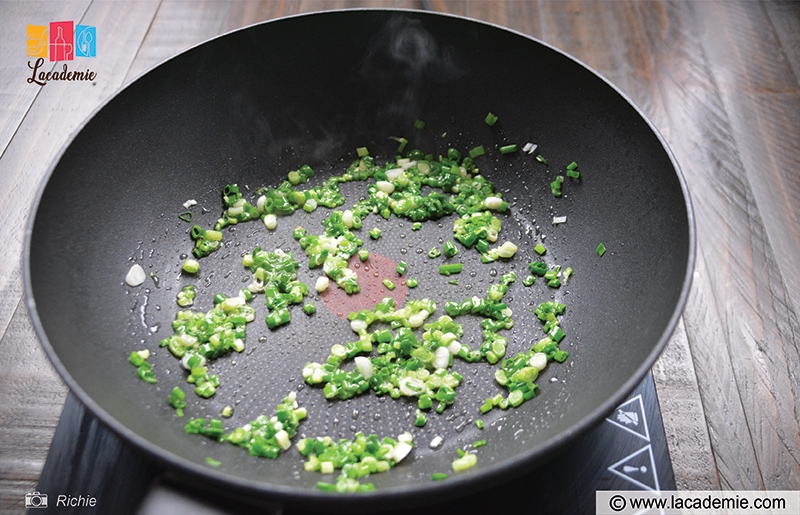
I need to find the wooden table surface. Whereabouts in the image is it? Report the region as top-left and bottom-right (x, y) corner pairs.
(1, 0), (799, 512)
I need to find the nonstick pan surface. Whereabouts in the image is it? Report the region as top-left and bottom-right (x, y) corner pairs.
(25, 9), (693, 511)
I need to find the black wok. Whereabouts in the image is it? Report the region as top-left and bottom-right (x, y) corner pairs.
(25, 9), (694, 512)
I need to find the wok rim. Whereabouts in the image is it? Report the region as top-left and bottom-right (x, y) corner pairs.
(23, 7), (696, 509)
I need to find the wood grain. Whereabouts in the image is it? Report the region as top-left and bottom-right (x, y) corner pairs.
(645, 0), (800, 489)
(0, 1), (91, 154)
(0, 301), (67, 513)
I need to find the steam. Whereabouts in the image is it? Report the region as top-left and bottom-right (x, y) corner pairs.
(224, 13), (471, 175)
(357, 14), (468, 121)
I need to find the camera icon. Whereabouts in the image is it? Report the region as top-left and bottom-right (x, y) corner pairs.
(25, 491), (48, 508)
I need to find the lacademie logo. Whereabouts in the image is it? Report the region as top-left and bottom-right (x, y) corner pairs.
(26, 21), (97, 86)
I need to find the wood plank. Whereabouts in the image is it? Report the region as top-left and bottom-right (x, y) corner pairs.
(653, 319), (720, 490)
(766, 1), (800, 83)
(0, 300), (67, 513)
(690, 0), (800, 489)
(648, 0), (800, 489)
(122, 1), (235, 85)
(699, 0), (800, 319)
(0, 1), (92, 155)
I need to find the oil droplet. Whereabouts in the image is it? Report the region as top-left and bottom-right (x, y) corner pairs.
(400, 248), (407, 254)
(489, 269), (498, 277)
(354, 263), (360, 269)
(416, 248), (423, 254)
(469, 271), (477, 277)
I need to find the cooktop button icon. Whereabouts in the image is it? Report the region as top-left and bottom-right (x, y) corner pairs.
(606, 394), (650, 442)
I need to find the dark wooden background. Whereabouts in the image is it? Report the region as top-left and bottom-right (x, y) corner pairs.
(2, 1), (799, 512)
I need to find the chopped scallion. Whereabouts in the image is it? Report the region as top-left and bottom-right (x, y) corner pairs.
(438, 263), (464, 276)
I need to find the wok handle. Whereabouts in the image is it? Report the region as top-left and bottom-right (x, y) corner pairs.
(36, 392), (281, 515)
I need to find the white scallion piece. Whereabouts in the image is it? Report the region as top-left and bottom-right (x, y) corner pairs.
(496, 241), (518, 259)
(529, 352), (548, 371)
(125, 264), (146, 286)
(314, 276), (329, 293)
(447, 340), (462, 356)
(263, 213), (277, 230)
(429, 435), (444, 449)
(342, 210), (354, 228)
(398, 376), (427, 396)
(484, 196), (503, 210)
(407, 310), (429, 328)
(432, 346), (450, 369)
(553, 215), (567, 224)
(182, 199), (197, 209)
(354, 356), (374, 379)
(275, 429), (292, 451)
(376, 181), (395, 194)
(385, 167), (403, 180)
(350, 319), (367, 334)
(389, 441), (413, 464)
